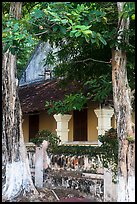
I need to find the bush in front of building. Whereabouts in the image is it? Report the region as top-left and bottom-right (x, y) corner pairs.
(30, 130), (61, 153)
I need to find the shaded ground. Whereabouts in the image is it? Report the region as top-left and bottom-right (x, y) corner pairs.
(12, 187), (97, 202)
(2, 169), (100, 202)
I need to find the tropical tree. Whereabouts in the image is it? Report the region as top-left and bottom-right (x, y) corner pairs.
(2, 2), (38, 201)
(28, 2), (134, 103)
(111, 3), (135, 201)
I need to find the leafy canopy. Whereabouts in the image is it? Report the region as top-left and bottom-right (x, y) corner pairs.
(29, 2), (134, 112)
(2, 2), (135, 112)
(2, 2), (39, 78)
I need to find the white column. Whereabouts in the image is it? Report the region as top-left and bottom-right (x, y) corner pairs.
(94, 107), (114, 145)
(53, 113), (72, 143)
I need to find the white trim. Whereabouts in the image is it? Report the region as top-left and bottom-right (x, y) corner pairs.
(60, 141), (98, 146)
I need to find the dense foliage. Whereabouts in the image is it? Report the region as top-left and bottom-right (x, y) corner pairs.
(30, 130), (61, 153)
(37, 128), (117, 181)
(50, 128), (118, 161)
(45, 93), (87, 114)
(2, 2), (135, 104)
(30, 128), (118, 181)
(28, 2), (134, 112)
(2, 2), (39, 79)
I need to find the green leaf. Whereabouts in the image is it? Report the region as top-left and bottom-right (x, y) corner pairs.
(85, 35), (90, 43)
(50, 18), (61, 22)
(131, 14), (135, 20)
(91, 31), (97, 38)
(70, 30), (77, 37)
(2, 27), (10, 32)
(82, 30), (92, 35)
(53, 26), (58, 32)
(3, 43), (11, 53)
(69, 19), (74, 25)
(71, 11), (79, 16)
(32, 9), (45, 19)
(98, 35), (107, 45)
(91, 38), (96, 43)
(102, 16), (107, 24)
(13, 23), (19, 32)
(61, 19), (68, 24)
(10, 47), (16, 55)
(75, 31), (81, 37)
(59, 26), (66, 34)
(74, 25), (91, 30)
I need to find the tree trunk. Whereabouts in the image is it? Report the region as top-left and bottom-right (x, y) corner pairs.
(111, 2), (135, 202)
(2, 2), (38, 201)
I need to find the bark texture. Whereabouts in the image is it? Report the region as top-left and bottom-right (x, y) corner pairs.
(2, 2), (38, 201)
(111, 2), (135, 202)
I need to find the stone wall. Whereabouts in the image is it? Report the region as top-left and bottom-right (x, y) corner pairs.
(26, 144), (117, 202)
(44, 170), (104, 202)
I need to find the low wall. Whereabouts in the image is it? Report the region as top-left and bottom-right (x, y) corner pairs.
(44, 170), (104, 202)
(48, 153), (104, 174)
(26, 143), (117, 202)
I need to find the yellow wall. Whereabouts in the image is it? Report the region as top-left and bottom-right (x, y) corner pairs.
(22, 106), (135, 143)
(68, 111), (73, 142)
(22, 115), (29, 142)
(88, 102), (99, 142)
(111, 115), (116, 129)
(39, 110), (56, 134)
(23, 111), (57, 142)
(23, 106), (99, 143)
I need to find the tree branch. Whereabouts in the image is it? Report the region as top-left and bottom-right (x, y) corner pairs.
(34, 23), (56, 36)
(73, 58), (111, 64)
(34, 30), (48, 36)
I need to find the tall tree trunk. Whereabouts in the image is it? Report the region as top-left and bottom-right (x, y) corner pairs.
(111, 2), (135, 202)
(2, 2), (38, 201)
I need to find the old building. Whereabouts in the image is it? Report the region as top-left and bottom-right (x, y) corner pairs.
(19, 41), (134, 145)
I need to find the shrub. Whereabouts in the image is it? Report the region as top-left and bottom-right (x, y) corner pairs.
(30, 130), (61, 152)
(48, 128), (118, 182)
(98, 128), (118, 167)
(98, 128), (118, 182)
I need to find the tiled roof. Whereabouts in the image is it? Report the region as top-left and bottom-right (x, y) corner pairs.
(18, 79), (80, 114)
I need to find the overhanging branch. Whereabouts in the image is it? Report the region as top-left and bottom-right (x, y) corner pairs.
(34, 23), (56, 36)
(73, 58), (111, 64)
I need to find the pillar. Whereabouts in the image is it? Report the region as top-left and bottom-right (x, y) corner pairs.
(53, 113), (72, 143)
(104, 168), (117, 202)
(35, 146), (43, 188)
(94, 107), (114, 145)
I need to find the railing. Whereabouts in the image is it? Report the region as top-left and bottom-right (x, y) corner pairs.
(25, 144), (104, 174)
(25, 142), (117, 202)
(25, 142), (36, 177)
(25, 142), (104, 175)
(48, 154), (104, 174)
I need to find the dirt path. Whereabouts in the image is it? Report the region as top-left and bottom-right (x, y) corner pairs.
(11, 187), (97, 202)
